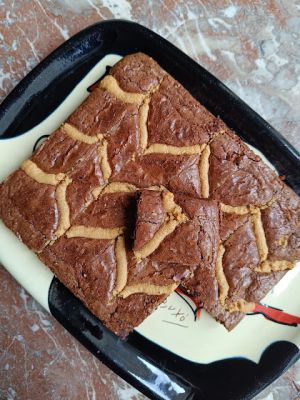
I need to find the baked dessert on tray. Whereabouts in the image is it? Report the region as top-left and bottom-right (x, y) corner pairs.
(0, 53), (299, 336)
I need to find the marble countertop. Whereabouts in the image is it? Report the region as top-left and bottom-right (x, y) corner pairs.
(0, 1), (299, 399)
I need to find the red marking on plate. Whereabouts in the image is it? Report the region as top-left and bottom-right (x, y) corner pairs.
(254, 303), (300, 326)
(176, 288), (202, 320)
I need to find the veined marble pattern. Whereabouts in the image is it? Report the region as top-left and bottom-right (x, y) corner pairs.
(0, 1), (299, 399)
(0, 267), (145, 400)
(0, 0), (299, 152)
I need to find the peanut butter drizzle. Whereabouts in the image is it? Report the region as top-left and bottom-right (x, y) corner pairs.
(66, 225), (124, 240)
(100, 75), (146, 105)
(62, 123), (100, 144)
(21, 160), (65, 186)
(119, 282), (177, 298)
(55, 177), (72, 238)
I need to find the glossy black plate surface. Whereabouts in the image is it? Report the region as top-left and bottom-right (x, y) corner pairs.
(0, 20), (299, 400)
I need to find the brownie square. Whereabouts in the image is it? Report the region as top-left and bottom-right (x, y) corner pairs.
(0, 141), (104, 252)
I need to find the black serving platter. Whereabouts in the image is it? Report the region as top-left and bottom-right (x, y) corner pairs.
(0, 20), (299, 400)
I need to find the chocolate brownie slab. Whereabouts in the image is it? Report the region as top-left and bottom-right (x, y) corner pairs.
(1, 52), (299, 334)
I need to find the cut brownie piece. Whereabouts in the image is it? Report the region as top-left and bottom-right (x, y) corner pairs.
(261, 185), (300, 262)
(134, 191), (230, 327)
(40, 188), (196, 336)
(209, 129), (283, 206)
(0, 136), (104, 252)
(0, 169), (60, 252)
(30, 128), (95, 174)
(174, 195), (221, 317)
(147, 74), (224, 147)
(112, 153), (202, 197)
(67, 86), (136, 136)
(133, 189), (167, 252)
(109, 52), (166, 94)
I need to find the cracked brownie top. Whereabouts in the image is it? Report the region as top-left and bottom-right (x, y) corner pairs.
(0, 52), (299, 335)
